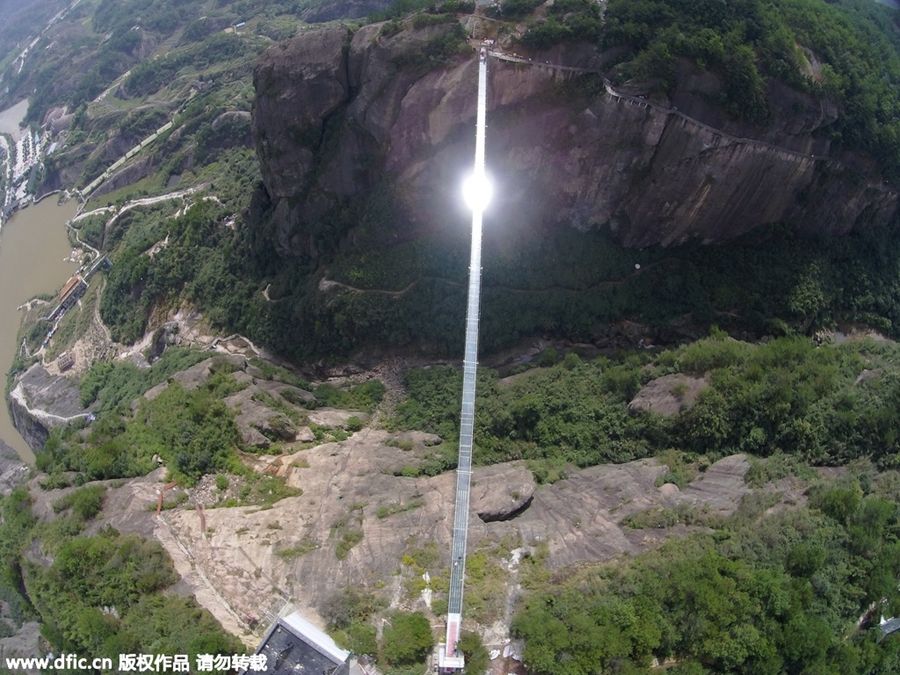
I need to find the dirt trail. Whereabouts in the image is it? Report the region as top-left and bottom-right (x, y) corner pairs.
(319, 257), (674, 299)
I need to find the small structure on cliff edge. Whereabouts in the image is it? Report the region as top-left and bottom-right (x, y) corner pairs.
(245, 612), (371, 675)
(56, 351), (74, 372)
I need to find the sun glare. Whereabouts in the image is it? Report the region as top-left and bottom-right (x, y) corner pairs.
(463, 174), (492, 211)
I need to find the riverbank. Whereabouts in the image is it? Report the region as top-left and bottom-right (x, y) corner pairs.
(0, 100), (29, 142)
(0, 197), (80, 463)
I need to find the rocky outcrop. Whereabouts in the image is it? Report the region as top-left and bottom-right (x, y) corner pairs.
(153, 435), (763, 632)
(252, 21), (898, 256)
(471, 464), (535, 522)
(0, 441), (29, 495)
(627, 373), (709, 417)
(8, 364), (89, 454)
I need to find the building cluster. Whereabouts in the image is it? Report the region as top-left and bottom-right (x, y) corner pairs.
(48, 274), (88, 323)
(0, 126), (45, 222)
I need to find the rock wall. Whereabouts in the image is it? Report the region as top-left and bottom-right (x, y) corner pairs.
(8, 393), (51, 457)
(8, 364), (89, 454)
(251, 21), (898, 256)
(0, 441), (29, 494)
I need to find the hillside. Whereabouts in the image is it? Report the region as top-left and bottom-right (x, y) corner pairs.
(4, 0), (900, 673)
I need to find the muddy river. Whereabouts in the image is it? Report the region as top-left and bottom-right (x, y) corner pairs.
(0, 197), (79, 462)
(0, 99), (29, 141)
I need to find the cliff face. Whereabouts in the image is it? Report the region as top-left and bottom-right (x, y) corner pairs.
(252, 21), (899, 256)
(8, 364), (89, 454)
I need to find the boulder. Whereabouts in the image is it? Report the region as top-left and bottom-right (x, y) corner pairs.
(471, 464), (536, 522)
(628, 373), (708, 417)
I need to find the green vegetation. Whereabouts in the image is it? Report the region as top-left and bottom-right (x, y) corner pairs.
(123, 33), (263, 98)
(512, 469), (900, 674)
(335, 529), (365, 560)
(462, 550), (507, 623)
(276, 539), (319, 560)
(375, 499), (425, 519)
(392, 359), (653, 468)
(228, 474), (303, 508)
(458, 630), (490, 675)
(1, 0), (271, 129)
(402, 540), (442, 572)
(744, 452), (820, 488)
(314, 380), (386, 412)
(43, 364), (243, 485)
(0, 489), (39, 627)
(391, 334), (900, 472)
(321, 586), (386, 656)
(78, 347), (209, 410)
(98, 171), (900, 361)
(622, 503), (717, 529)
(0, 487), (240, 671)
(518, 0), (900, 178)
(35, 349), (314, 503)
(248, 359), (311, 390)
(392, 23), (470, 74)
(381, 611), (433, 666)
(51, 485), (107, 522)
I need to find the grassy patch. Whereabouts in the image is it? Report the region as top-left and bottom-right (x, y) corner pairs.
(234, 475), (302, 509)
(277, 539), (319, 560)
(460, 551), (507, 624)
(335, 530), (364, 560)
(51, 485), (106, 522)
(376, 499), (424, 519)
(745, 453), (819, 488)
(248, 358), (311, 390)
(654, 449), (701, 489)
(314, 380), (386, 412)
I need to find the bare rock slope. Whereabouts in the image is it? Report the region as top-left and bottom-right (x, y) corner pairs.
(144, 432), (756, 638)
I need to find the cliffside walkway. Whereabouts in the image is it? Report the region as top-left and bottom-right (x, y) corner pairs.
(319, 256), (674, 298)
(489, 50), (892, 194)
(80, 120), (175, 199)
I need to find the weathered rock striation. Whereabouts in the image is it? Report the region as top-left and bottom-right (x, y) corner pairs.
(252, 21), (898, 256)
(152, 437), (761, 634)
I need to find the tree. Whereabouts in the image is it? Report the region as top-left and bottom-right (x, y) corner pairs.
(381, 611), (433, 665)
(459, 630), (489, 675)
(320, 587), (384, 630)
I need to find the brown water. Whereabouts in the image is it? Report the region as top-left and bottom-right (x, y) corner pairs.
(0, 197), (79, 463)
(0, 100), (29, 141)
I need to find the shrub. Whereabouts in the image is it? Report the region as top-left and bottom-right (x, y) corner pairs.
(335, 530), (364, 560)
(277, 539), (319, 560)
(459, 630), (490, 675)
(381, 611), (433, 665)
(52, 485), (107, 522)
(320, 587), (385, 630)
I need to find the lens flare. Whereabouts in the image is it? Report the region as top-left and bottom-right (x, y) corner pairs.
(463, 174), (492, 211)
